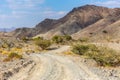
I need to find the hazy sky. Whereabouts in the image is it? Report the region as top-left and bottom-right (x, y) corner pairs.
(0, 0), (120, 28)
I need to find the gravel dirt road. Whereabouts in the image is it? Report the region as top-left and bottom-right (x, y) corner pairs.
(8, 46), (102, 80)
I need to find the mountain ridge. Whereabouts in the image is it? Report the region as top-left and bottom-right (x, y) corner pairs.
(7, 5), (120, 41)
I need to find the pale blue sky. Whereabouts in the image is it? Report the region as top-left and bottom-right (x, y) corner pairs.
(0, 0), (120, 28)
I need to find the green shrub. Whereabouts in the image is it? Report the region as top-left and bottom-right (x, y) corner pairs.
(35, 39), (51, 50)
(3, 52), (22, 62)
(52, 35), (72, 44)
(71, 44), (89, 55)
(22, 37), (30, 42)
(33, 37), (43, 41)
(71, 44), (120, 67)
(8, 52), (22, 59)
(103, 30), (108, 34)
(52, 35), (63, 44)
(63, 35), (72, 41)
(79, 38), (89, 43)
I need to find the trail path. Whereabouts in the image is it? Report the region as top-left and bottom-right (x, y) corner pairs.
(8, 46), (101, 80)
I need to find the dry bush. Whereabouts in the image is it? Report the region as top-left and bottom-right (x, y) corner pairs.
(35, 39), (51, 50)
(52, 35), (63, 44)
(3, 52), (22, 62)
(52, 35), (72, 44)
(64, 51), (73, 55)
(71, 43), (120, 67)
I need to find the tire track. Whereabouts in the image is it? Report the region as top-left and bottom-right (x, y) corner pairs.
(8, 46), (101, 80)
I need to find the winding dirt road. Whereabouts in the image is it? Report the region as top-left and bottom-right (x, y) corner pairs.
(8, 46), (101, 80)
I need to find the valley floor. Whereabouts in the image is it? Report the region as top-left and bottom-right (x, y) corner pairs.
(0, 46), (120, 80)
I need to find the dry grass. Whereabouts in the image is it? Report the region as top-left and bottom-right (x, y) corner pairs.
(63, 51), (74, 55)
(3, 52), (22, 62)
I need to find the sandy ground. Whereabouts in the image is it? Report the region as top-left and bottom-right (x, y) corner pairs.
(1, 45), (120, 80)
(8, 46), (101, 80)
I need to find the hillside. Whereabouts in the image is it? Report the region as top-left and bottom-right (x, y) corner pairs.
(72, 8), (120, 41)
(8, 5), (120, 41)
(8, 19), (58, 38)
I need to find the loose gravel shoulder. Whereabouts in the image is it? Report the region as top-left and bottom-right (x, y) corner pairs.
(0, 57), (35, 80)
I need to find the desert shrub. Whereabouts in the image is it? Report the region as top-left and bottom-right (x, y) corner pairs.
(90, 47), (120, 67)
(3, 57), (11, 62)
(11, 47), (22, 53)
(22, 37), (30, 42)
(63, 35), (72, 41)
(103, 30), (108, 34)
(8, 52), (22, 59)
(33, 37), (43, 41)
(89, 32), (93, 35)
(35, 39), (51, 50)
(52, 35), (72, 44)
(64, 51), (73, 55)
(1, 50), (10, 54)
(3, 52), (22, 62)
(71, 44), (97, 55)
(72, 44), (88, 55)
(52, 35), (63, 44)
(79, 38), (89, 43)
(71, 44), (120, 67)
(2, 42), (10, 48)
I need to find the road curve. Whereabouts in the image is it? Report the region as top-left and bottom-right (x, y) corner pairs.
(8, 46), (101, 80)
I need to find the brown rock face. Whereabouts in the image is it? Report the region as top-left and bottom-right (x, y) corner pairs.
(8, 5), (120, 40)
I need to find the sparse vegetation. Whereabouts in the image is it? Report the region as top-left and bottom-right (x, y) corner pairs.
(71, 43), (120, 67)
(32, 37), (43, 41)
(52, 35), (72, 44)
(63, 35), (72, 41)
(3, 52), (22, 62)
(35, 39), (51, 50)
(78, 38), (89, 43)
(103, 30), (108, 34)
(64, 51), (73, 55)
(22, 37), (30, 42)
(52, 35), (63, 44)
(8, 52), (22, 59)
(1, 40), (14, 49)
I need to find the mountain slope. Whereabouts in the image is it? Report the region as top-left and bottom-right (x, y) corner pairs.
(9, 19), (58, 38)
(8, 5), (120, 41)
(72, 8), (120, 41)
(36, 5), (114, 39)
(35, 5), (120, 39)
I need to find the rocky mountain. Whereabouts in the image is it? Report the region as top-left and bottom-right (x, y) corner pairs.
(72, 7), (120, 41)
(9, 18), (59, 38)
(8, 5), (120, 41)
